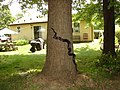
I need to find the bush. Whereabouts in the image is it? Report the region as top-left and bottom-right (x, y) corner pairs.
(96, 52), (120, 76)
(15, 39), (29, 46)
(99, 36), (119, 45)
(115, 30), (120, 42)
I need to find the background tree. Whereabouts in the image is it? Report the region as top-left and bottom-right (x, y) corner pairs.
(103, 0), (115, 55)
(0, 4), (15, 29)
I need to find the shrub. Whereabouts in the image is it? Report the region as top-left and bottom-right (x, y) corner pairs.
(99, 36), (119, 45)
(15, 39), (29, 46)
(96, 52), (120, 76)
(115, 30), (120, 42)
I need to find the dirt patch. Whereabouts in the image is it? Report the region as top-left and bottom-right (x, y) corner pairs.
(76, 75), (120, 90)
(75, 74), (97, 89)
(27, 75), (72, 90)
(25, 74), (96, 90)
(24, 74), (120, 90)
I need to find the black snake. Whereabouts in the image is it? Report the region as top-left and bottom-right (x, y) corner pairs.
(51, 28), (77, 71)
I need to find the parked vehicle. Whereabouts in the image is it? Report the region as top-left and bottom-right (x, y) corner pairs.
(0, 34), (10, 42)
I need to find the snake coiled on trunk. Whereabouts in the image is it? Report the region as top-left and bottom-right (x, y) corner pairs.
(51, 28), (77, 71)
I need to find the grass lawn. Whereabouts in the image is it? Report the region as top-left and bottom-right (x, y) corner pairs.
(0, 40), (120, 90)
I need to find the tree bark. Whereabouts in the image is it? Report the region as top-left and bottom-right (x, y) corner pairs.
(103, 0), (115, 55)
(41, 0), (77, 84)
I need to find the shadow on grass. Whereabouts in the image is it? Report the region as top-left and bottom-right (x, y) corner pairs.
(74, 46), (120, 90)
(0, 54), (45, 90)
(74, 46), (104, 79)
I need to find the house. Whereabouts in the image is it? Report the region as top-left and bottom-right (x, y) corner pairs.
(72, 20), (93, 42)
(9, 17), (47, 41)
(9, 16), (93, 42)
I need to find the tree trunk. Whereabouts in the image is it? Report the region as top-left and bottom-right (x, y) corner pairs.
(41, 0), (77, 84)
(103, 0), (115, 55)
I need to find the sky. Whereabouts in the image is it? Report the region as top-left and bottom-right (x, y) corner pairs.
(1, 0), (90, 18)
(1, 0), (21, 16)
(9, 1), (22, 17)
(1, 0), (41, 18)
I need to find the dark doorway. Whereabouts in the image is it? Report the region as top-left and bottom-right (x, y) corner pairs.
(34, 26), (42, 39)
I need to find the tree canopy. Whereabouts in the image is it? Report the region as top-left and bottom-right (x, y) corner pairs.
(18, 0), (48, 15)
(73, 0), (120, 30)
(0, 4), (15, 29)
(1, 0), (120, 30)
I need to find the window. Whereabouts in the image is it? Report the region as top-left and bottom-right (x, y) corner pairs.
(34, 26), (42, 39)
(83, 33), (88, 40)
(17, 27), (20, 32)
(34, 26), (42, 32)
(73, 23), (80, 32)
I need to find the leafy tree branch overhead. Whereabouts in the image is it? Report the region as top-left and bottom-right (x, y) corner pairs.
(18, 0), (48, 15)
(1, 0), (120, 28)
(0, 4), (15, 29)
(73, 0), (120, 30)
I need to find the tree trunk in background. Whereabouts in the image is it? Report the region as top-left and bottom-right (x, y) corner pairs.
(103, 0), (115, 55)
(41, 0), (77, 83)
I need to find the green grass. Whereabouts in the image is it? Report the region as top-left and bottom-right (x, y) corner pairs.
(74, 42), (107, 80)
(0, 54), (45, 90)
(0, 55), (45, 77)
(0, 41), (120, 90)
